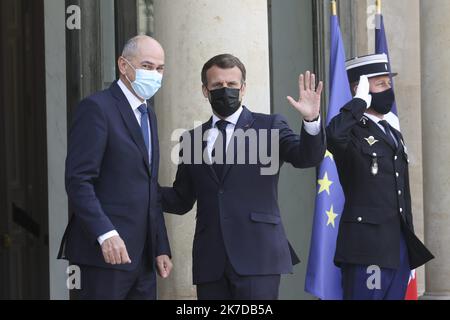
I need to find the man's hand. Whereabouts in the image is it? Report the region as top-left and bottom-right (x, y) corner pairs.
(101, 235), (132, 265)
(156, 255), (173, 279)
(354, 75), (372, 108)
(287, 71), (323, 121)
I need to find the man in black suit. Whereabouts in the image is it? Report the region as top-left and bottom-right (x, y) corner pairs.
(59, 36), (172, 300)
(327, 53), (433, 300)
(161, 54), (326, 300)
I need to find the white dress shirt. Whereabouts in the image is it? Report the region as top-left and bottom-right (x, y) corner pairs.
(98, 80), (152, 246)
(206, 107), (321, 161)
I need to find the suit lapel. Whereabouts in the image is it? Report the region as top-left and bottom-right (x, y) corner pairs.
(221, 107), (255, 182)
(110, 81), (151, 174)
(147, 101), (159, 176)
(391, 127), (404, 153)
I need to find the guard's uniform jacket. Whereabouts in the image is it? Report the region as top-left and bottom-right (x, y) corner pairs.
(327, 98), (434, 270)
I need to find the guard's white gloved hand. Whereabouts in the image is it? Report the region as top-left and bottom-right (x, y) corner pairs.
(355, 75), (372, 108)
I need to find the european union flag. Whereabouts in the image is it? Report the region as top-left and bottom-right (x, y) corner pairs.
(305, 9), (351, 300)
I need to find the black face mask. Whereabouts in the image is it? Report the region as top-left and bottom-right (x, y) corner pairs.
(208, 87), (242, 118)
(370, 88), (396, 115)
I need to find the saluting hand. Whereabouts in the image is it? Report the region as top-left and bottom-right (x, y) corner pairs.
(354, 75), (372, 108)
(287, 71), (323, 121)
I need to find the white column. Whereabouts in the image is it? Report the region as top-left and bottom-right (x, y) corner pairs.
(44, 0), (69, 300)
(420, 0), (450, 300)
(153, 0), (271, 299)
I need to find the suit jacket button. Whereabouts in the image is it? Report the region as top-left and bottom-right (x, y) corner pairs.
(357, 217), (363, 222)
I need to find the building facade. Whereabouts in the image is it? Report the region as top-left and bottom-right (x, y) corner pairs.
(0, 0), (448, 300)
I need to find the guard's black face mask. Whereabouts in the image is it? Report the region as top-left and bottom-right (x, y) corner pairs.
(370, 88), (396, 115)
(208, 87), (242, 118)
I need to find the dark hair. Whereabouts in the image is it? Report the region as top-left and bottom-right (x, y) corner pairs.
(350, 81), (359, 96)
(201, 54), (246, 86)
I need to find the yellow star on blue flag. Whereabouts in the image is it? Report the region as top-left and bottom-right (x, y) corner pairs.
(325, 150), (334, 160)
(318, 172), (333, 196)
(326, 205), (339, 228)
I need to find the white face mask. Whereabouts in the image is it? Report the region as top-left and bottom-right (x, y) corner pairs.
(124, 58), (163, 100)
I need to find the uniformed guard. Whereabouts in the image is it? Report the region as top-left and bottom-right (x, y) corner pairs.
(327, 53), (434, 300)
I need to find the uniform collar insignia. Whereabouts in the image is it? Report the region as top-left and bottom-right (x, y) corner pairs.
(360, 116), (369, 126)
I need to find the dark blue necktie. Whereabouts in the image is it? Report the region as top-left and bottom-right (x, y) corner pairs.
(138, 104), (151, 159)
(379, 120), (397, 148)
(212, 120), (230, 179)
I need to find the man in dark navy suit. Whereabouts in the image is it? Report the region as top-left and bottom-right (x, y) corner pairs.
(327, 53), (433, 300)
(59, 35), (172, 300)
(161, 54), (326, 300)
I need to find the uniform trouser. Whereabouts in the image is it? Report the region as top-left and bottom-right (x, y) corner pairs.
(341, 234), (410, 300)
(196, 256), (281, 300)
(71, 250), (156, 300)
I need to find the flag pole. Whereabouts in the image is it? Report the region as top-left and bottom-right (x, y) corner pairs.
(376, 0), (382, 15)
(331, 0), (337, 16)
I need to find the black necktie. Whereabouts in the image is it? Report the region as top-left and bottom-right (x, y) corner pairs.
(379, 120), (397, 148)
(212, 120), (230, 179)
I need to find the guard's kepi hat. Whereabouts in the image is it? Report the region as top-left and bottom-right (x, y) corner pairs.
(346, 53), (397, 83)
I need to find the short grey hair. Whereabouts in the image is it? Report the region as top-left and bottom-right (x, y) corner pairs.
(121, 35), (145, 59)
